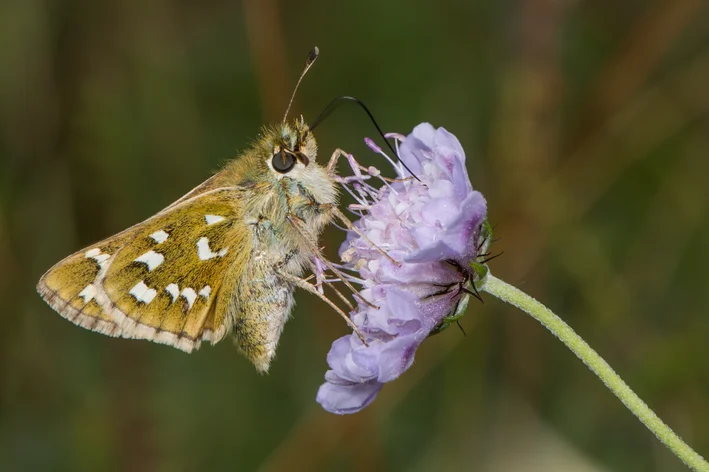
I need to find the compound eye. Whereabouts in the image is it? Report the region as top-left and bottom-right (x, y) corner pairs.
(272, 150), (296, 173)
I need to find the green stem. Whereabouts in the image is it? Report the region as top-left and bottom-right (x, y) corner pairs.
(480, 273), (708, 471)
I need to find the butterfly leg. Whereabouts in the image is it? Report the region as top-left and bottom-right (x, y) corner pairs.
(276, 269), (368, 346)
(328, 149), (411, 184)
(326, 148), (348, 174)
(326, 148), (368, 178)
(286, 214), (377, 308)
(309, 258), (355, 311)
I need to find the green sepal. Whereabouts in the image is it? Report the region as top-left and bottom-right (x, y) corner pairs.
(477, 219), (493, 256)
(430, 291), (471, 335)
(470, 260), (489, 286)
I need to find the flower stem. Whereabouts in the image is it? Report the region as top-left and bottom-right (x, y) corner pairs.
(480, 273), (708, 471)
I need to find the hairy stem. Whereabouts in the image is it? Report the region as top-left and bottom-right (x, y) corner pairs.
(480, 273), (708, 471)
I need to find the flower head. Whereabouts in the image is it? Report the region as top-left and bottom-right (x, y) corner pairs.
(317, 123), (490, 415)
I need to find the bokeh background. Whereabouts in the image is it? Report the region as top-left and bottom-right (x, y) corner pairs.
(2, 0), (709, 470)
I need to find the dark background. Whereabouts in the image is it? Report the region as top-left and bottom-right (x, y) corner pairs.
(2, 0), (709, 470)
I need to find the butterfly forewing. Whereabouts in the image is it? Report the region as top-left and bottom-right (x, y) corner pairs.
(38, 187), (251, 352)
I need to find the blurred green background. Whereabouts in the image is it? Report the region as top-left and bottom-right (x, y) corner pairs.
(2, 0), (709, 470)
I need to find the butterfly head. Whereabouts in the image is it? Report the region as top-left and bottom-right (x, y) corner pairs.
(263, 116), (317, 176)
(240, 117), (332, 204)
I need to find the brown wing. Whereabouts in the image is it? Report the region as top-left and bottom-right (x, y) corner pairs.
(37, 187), (251, 352)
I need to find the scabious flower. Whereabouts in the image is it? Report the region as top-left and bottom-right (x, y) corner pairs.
(317, 123), (490, 414)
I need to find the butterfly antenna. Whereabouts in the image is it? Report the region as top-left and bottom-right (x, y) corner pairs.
(283, 46), (319, 123)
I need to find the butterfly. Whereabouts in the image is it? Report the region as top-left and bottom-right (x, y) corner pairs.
(36, 47), (365, 372)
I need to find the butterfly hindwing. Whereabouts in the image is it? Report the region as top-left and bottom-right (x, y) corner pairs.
(38, 187), (252, 352)
(38, 233), (136, 337)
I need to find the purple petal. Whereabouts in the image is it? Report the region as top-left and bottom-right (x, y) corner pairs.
(434, 127), (466, 164)
(421, 197), (460, 227)
(411, 122), (437, 146)
(316, 379), (383, 415)
(375, 333), (421, 382)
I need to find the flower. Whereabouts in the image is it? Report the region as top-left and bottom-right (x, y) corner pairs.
(316, 123), (490, 415)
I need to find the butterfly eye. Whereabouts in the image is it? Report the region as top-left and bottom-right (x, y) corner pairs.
(272, 150), (297, 174)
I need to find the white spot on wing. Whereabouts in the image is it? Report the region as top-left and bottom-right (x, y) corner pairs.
(78, 284), (97, 303)
(165, 283), (179, 302)
(205, 214), (226, 225)
(196, 237), (228, 261)
(94, 254), (110, 265)
(199, 286), (212, 299)
(134, 250), (164, 271)
(129, 281), (157, 304)
(150, 230), (169, 244)
(85, 248), (110, 268)
(180, 287), (197, 309)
